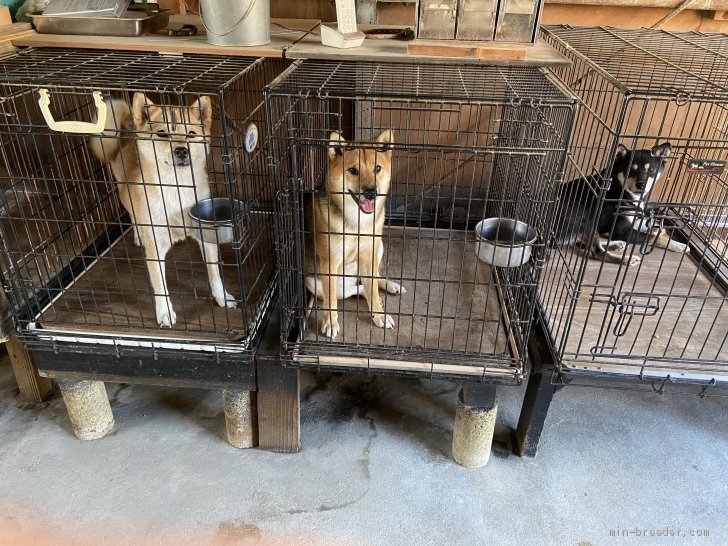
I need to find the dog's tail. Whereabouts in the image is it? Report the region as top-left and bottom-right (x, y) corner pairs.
(88, 98), (132, 165)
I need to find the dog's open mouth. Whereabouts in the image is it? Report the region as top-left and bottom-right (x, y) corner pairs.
(348, 190), (376, 214)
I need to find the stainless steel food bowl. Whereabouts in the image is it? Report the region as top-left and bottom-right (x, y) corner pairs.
(188, 198), (248, 245)
(474, 218), (538, 268)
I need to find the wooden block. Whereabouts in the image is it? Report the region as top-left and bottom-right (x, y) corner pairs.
(408, 41), (479, 58)
(256, 358), (300, 453)
(408, 40), (527, 60)
(477, 46), (527, 60)
(0, 7), (11, 27)
(6, 336), (54, 403)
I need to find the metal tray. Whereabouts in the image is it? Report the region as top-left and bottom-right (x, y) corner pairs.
(31, 10), (169, 37)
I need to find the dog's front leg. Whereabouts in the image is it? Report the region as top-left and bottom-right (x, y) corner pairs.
(142, 228), (175, 327)
(591, 236), (640, 267)
(651, 229), (690, 254)
(363, 238), (394, 329)
(195, 239), (237, 309)
(320, 254), (341, 338)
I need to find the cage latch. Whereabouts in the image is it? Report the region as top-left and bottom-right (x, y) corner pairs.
(613, 293), (661, 337)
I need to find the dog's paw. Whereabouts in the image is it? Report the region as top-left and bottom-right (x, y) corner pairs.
(670, 241), (690, 254)
(372, 313), (395, 329)
(625, 255), (642, 267)
(156, 307), (177, 328)
(607, 240), (626, 252)
(381, 280), (406, 295)
(321, 315), (340, 339)
(215, 290), (237, 309)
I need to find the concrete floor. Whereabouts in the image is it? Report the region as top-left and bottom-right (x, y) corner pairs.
(0, 355), (726, 546)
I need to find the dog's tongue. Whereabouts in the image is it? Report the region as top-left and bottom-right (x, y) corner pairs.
(360, 199), (376, 214)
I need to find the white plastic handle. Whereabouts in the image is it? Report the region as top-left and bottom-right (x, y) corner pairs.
(37, 89), (107, 134)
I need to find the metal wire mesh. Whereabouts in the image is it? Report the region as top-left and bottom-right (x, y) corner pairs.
(267, 60), (576, 381)
(0, 49), (287, 359)
(541, 26), (728, 390)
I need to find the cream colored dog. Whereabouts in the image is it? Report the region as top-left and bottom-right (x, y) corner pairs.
(90, 93), (235, 327)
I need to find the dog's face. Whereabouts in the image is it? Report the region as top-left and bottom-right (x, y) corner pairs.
(131, 93), (212, 170)
(614, 142), (671, 196)
(327, 130), (393, 215)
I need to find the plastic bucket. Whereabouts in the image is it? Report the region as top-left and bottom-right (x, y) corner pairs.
(200, 0), (270, 47)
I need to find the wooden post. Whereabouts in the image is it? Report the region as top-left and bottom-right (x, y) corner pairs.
(253, 296), (300, 453)
(256, 358), (300, 453)
(515, 313), (559, 457)
(5, 336), (53, 402)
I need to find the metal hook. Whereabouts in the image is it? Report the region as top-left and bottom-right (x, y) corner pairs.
(675, 93), (691, 106)
(651, 374), (672, 395)
(699, 378), (716, 398)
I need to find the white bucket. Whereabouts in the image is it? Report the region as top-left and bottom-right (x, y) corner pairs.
(200, 0), (271, 47)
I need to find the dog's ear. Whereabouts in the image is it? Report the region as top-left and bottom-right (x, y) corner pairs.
(375, 129), (394, 153)
(651, 142), (672, 158)
(615, 144), (629, 158)
(190, 96), (212, 133)
(328, 132), (346, 159)
(132, 93), (153, 130)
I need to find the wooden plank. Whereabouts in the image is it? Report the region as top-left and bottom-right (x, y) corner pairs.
(255, 300), (301, 453)
(256, 358), (300, 453)
(6, 336), (53, 402)
(288, 24), (569, 65)
(407, 40), (527, 60)
(0, 8), (11, 27)
(34, 230), (267, 343)
(12, 17), (320, 58)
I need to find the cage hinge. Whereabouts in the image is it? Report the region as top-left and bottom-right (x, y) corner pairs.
(567, 286), (581, 301)
(590, 344), (615, 355)
(613, 293), (661, 337)
(588, 292), (617, 306)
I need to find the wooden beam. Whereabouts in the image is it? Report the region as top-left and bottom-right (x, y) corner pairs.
(6, 336), (53, 403)
(256, 358), (300, 453)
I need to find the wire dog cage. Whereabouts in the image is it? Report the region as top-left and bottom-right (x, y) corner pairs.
(267, 60), (576, 381)
(540, 26), (728, 391)
(0, 49), (285, 379)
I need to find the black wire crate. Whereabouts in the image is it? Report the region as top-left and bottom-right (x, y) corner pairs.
(540, 26), (728, 390)
(266, 60), (576, 381)
(0, 49), (286, 363)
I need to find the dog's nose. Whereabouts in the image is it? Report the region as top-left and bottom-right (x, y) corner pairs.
(362, 187), (377, 201)
(174, 147), (189, 160)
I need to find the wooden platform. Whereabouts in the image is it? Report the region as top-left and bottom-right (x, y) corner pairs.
(298, 227), (518, 375)
(12, 18), (569, 66)
(12, 16), (319, 58)
(36, 222), (274, 343)
(287, 24), (570, 66)
(544, 247), (728, 379)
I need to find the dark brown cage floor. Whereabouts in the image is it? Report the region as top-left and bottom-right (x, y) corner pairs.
(298, 227), (520, 375)
(548, 248), (728, 378)
(35, 229), (267, 343)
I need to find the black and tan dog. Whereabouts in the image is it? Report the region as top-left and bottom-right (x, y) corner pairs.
(556, 142), (689, 266)
(305, 130), (405, 339)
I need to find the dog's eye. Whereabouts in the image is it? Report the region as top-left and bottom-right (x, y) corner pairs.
(374, 165), (381, 174)
(156, 130), (168, 138)
(188, 130), (197, 136)
(347, 167), (359, 176)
